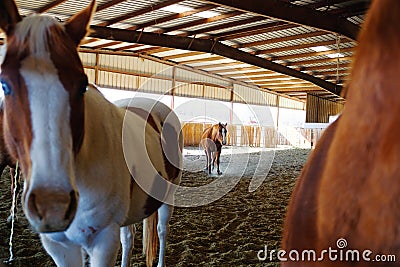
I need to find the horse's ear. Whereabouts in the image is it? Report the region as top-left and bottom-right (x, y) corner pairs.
(224, 123), (227, 127)
(64, 0), (96, 46)
(0, 0), (22, 36)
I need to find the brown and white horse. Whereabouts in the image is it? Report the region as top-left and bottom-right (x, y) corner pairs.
(200, 123), (227, 175)
(282, 1), (400, 266)
(0, 1), (182, 267)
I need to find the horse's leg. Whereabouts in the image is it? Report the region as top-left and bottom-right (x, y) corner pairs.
(120, 225), (135, 267)
(215, 149), (222, 175)
(208, 149), (213, 174)
(156, 203), (174, 267)
(40, 234), (83, 267)
(204, 148), (212, 174)
(203, 149), (208, 170)
(86, 223), (120, 267)
(211, 151), (216, 170)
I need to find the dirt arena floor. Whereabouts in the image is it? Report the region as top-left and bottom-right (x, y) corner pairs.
(0, 148), (310, 267)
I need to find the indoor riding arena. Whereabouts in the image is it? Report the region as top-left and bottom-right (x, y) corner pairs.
(0, 0), (380, 267)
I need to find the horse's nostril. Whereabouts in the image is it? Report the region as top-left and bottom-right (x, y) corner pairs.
(28, 193), (43, 220)
(65, 190), (78, 220)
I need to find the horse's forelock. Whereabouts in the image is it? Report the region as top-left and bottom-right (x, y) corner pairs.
(14, 15), (61, 56)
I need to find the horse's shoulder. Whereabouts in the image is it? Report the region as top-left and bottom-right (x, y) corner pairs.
(282, 118), (340, 250)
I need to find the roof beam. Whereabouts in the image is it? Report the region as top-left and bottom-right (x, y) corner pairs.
(90, 25), (343, 95)
(96, 0), (127, 12)
(156, 11), (242, 34)
(130, 4), (217, 31)
(97, 0), (182, 27)
(214, 21), (295, 41)
(254, 39), (353, 55)
(36, 0), (68, 13)
(307, 0), (351, 10)
(235, 31), (327, 48)
(186, 17), (264, 37)
(203, 0), (360, 40)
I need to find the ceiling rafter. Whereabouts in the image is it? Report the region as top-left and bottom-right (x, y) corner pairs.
(186, 17), (264, 37)
(234, 31), (328, 48)
(97, 0), (182, 27)
(90, 25), (342, 95)
(96, 0), (127, 12)
(211, 66), (259, 74)
(163, 51), (204, 60)
(329, 1), (370, 17)
(114, 43), (144, 51)
(254, 39), (353, 55)
(306, 0), (351, 10)
(198, 62), (244, 69)
(271, 47), (353, 61)
(129, 4), (217, 31)
(155, 11), (243, 34)
(178, 56), (226, 64)
(228, 70), (276, 77)
(203, 0), (360, 40)
(36, 0), (68, 13)
(213, 21), (295, 41)
(92, 41), (124, 49)
(303, 62), (350, 71)
(89, 5), (220, 56)
(286, 56), (351, 67)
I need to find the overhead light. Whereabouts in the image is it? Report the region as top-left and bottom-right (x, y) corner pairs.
(326, 53), (345, 58)
(160, 4), (193, 13)
(195, 10), (220, 18)
(310, 46), (330, 52)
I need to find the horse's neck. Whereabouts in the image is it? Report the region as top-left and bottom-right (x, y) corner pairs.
(208, 127), (217, 140)
(76, 88), (126, 171)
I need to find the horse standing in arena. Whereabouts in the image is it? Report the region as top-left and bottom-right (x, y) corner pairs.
(0, 1), (182, 267)
(200, 123), (227, 175)
(282, 1), (400, 266)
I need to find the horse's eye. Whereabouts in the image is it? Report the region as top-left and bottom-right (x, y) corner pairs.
(80, 77), (88, 95)
(80, 86), (87, 95)
(1, 80), (11, 95)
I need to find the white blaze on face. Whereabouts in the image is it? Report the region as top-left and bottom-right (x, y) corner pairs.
(17, 16), (75, 189)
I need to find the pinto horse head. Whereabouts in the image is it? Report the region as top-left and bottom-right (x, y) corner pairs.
(0, 0), (96, 233)
(217, 122), (228, 145)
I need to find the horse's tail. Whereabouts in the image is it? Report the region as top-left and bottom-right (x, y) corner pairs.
(143, 211), (159, 267)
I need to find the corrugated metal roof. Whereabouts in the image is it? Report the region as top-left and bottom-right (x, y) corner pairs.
(10, 0), (372, 102)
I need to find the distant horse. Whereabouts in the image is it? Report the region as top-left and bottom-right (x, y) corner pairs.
(0, 2), (182, 267)
(200, 123), (227, 175)
(282, 1), (400, 266)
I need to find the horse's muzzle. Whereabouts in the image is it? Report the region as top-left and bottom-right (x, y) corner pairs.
(222, 140), (227, 145)
(25, 188), (78, 233)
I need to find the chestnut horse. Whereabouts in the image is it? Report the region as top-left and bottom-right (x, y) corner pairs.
(200, 123), (227, 175)
(0, 1), (182, 267)
(282, 1), (400, 266)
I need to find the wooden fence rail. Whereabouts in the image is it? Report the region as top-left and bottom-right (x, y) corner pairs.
(181, 122), (325, 148)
